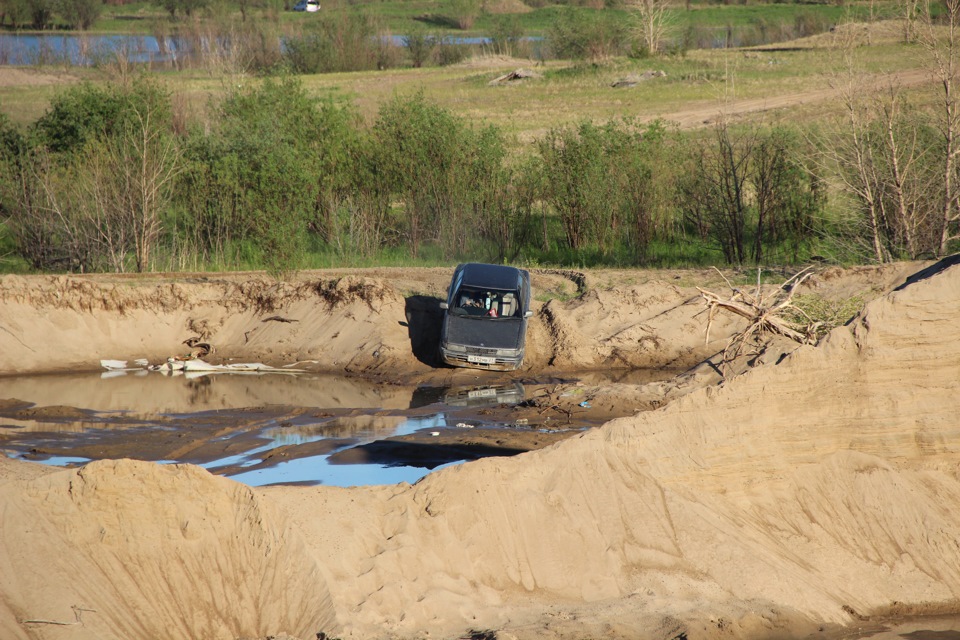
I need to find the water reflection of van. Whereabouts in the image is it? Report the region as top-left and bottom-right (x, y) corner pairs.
(293, 0), (320, 11)
(442, 382), (525, 408)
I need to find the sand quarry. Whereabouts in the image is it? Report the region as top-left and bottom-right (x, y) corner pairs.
(1, 259), (960, 640)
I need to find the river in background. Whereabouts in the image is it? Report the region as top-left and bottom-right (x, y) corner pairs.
(0, 32), (498, 67)
(0, 33), (176, 66)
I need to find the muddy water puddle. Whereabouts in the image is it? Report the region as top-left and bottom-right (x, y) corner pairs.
(0, 369), (671, 487)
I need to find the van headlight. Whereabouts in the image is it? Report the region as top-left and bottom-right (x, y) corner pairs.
(444, 343), (466, 352)
(496, 348), (519, 357)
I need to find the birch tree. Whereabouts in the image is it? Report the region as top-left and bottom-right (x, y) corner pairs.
(625, 0), (673, 55)
(918, 0), (960, 255)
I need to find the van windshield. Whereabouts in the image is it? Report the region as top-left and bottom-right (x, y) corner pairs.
(451, 286), (522, 318)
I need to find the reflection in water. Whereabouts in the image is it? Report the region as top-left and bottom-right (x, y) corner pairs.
(0, 33), (174, 65)
(263, 415), (407, 442)
(0, 33), (505, 67)
(441, 381), (524, 408)
(0, 371), (417, 413)
(224, 414), (452, 487)
(0, 369), (673, 487)
(0, 372), (492, 487)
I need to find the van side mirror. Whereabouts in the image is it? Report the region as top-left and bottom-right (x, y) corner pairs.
(524, 310), (533, 318)
(439, 302), (449, 310)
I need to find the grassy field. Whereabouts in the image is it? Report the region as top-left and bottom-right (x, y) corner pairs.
(2, 22), (926, 132)
(7, 0), (895, 38)
(281, 25), (929, 142)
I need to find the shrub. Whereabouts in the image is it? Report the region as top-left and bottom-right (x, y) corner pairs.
(536, 119), (674, 260)
(751, 126), (826, 263)
(488, 15), (526, 57)
(404, 29), (437, 68)
(546, 8), (629, 60)
(794, 10), (833, 38)
(283, 13), (384, 73)
(55, 0), (102, 29)
(0, 113), (30, 220)
(179, 77), (358, 274)
(372, 93), (510, 259)
(4, 78), (180, 272)
(32, 79), (171, 155)
(434, 36), (469, 66)
(152, 0), (210, 18)
(446, 0), (480, 30)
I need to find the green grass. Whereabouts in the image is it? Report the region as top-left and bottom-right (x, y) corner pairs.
(0, 4), (943, 276)
(95, 2), (169, 34)
(2, 0), (897, 39)
(288, 34), (924, 143)
(0, 223), (32, 274)
(0, 23), (929, 139)
(785, 292), (867, 338)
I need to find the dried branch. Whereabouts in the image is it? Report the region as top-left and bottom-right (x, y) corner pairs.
(698, 267), (819, 374)
(23, 605), (96, 626)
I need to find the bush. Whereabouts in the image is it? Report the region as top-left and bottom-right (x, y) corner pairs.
(4, 77), (180, 273)
(55, 0), (102, 29)
(179, 77), (358, 274)
(372, 93), (510, 258)
(546, 8), (629, 60)
(488, 15), (526, 57)
(32, 79), (171, 155)
(536, 119), (674, 260)
(283, 13), (386, 74)
(404, 29), (437, 68)
(445, 0), (480, 30)
(434, 36), (469, 66)
(794, 10), (833, 38)
(0, 113), (29, 220)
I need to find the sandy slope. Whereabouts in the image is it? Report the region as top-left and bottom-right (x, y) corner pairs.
(265, 260), (960, 639)
(0, 260), (958, 639)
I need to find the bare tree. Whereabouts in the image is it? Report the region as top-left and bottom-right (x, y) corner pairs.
(751, 127), (824, 263)
(10, 151), (95, 271)
(899, 0), (923, 42)
(120, 107), (182, 272)
(817, 65), (892, 262)
(817, 60), (941, 262)
(679, 117), (754, 264)
(878, 84), (940, 257)
(70, 106), (180, 272)
(917, 0), (960, 255)
(625, 0), (673, 55)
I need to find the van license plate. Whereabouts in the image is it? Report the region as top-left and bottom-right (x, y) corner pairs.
(467, 355), (496, 365)
(468, 388), (497, 398)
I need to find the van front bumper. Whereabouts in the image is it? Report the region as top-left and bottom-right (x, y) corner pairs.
(440, 344), (523, 372)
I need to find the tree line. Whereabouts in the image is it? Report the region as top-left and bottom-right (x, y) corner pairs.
(0, 71), (957, 275)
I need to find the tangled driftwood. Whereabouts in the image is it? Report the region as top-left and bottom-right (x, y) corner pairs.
(698, 267), (820, 373)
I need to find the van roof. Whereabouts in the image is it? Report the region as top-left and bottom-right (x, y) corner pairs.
(459, 263), (524, 290)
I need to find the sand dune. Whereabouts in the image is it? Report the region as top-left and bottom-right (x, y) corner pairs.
(0, 260), (957, 639)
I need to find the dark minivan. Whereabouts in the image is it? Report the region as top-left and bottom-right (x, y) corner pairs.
(438, 263), (533, 371)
